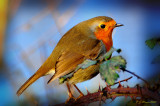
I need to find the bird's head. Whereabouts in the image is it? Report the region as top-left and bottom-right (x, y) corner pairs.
(79, 16), (123, 51)
(89, 16), (123, 39)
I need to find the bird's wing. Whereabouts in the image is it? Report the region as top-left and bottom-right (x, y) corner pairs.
(47, 41), (103, 84)
(53, 51), (84, 80)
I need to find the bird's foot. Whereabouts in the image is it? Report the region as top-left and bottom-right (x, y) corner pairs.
(75, 93), (84, 101)
(65, 92), (76, 104)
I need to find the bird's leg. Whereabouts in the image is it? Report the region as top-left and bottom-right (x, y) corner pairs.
(65, 82), (75, 103)
(73, 84), (84, 100)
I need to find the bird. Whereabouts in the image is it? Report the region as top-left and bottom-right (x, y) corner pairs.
(17, 16), (123, 101)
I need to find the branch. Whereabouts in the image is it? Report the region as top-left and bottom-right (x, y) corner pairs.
(55, 82), (160, 106)
(120, 68), (149, 85)
(109, 76), (133, 87)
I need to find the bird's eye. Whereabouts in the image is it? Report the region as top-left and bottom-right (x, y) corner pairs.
(100, 24), (106, 29)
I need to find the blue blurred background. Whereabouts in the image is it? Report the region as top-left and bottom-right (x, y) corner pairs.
(0, 0), (160, 105)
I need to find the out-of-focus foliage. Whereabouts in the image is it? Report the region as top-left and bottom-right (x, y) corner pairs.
(146, 38), (160, 64)
(145, 38), (160, 49)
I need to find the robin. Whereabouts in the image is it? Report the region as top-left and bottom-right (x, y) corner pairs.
(17, 16), (123, 101)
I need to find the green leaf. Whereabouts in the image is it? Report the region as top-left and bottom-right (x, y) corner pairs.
(99, 56), (126, 85)
(145, 38), (158, 49)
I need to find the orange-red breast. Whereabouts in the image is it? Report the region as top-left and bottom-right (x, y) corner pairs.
(17, 16), (123, 97)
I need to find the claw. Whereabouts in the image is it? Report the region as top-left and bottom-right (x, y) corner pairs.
(65, 91), (76, 104)
(73, 84), (84, 100)
(65, 83), (76, 103)
(75, 93), (84, 101)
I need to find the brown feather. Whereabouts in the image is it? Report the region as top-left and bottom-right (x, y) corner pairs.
(16, 73), (42, 96)
(47, 41), (104, 83)
(47, 52), (84, 83)
(68, 64), (100, 84)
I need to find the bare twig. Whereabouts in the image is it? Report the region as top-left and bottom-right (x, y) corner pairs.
(14, 0), (61, 33)
(109, 76), (133, 87)
(9, 0), (22, 16)
(120, 68), (149, 85)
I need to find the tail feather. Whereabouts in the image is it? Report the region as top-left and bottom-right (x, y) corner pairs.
(17, 48), (58, 96)
(16, 73), (41, 96)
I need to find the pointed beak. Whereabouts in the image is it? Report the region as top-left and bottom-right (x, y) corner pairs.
(115, 23), (123, 27)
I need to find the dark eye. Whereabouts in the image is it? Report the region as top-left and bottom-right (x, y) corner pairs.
(100, 24), (106, 29)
